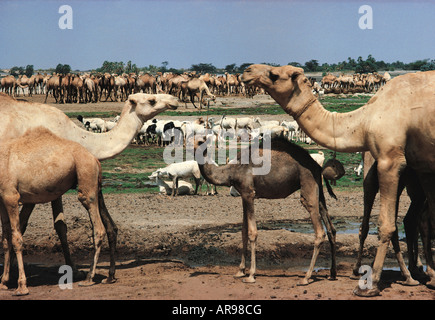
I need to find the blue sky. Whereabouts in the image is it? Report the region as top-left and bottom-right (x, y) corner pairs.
(1, 0), (434, 70)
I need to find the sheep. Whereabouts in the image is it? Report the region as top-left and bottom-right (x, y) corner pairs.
(150, 160), (202, 196)
(235, 117), (255, 131)
(150, 175), (194, 196)
(253, 118), (280, 128)
(280, 120), (300, 141)
(219, 115), (237, 130)
(77, 115), (106, 133)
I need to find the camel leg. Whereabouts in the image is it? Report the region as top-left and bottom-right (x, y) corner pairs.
(77, 190), (106, 286)
(318, 201), (337, 281)
(0, 202), (12, 291)
(416, 174), (435, 288)
(352, 162), (378, 278)
(235, 203), (248, 279)
(299, 187), (326, 286)
(3, 192), (29, 295)
(238, 192), (257, 283)
(98, 190), (118, 284)
(403, 171), (426, 278)
(353, 156), (405, 297)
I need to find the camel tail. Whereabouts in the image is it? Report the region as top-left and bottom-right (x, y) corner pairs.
(324, 177), (337, 200)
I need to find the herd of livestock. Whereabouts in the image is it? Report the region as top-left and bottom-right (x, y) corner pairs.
(0, 69), (391, 106)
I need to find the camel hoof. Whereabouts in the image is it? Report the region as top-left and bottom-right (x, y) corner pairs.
(297, 278), (312, 286)
(242, 276), (256, 284)
(102, 277), (117, 284)
(78, 280), (96, 287)
(13, 287), (29, 296)
(234, 271), (246, 279)
(397, 278), (419, 287)
(0, 284), (9, 291)
(353, 286), (380, 297)
(327, 275), (337, 281)
(425, 280), (435, 289)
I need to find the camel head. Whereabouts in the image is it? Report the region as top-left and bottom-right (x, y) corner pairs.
(126, 93), (179, 122)
(241, 64), (307, 107)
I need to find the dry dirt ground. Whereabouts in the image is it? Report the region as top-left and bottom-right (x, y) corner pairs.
(1, 93), (434, 303)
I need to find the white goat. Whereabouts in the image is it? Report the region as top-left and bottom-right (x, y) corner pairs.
(151, 176), (194, 196)
(150, 160), (202, 196)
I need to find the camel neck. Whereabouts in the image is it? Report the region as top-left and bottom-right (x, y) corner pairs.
(283, 84), (368, 153)
(66, 106), (142, 160)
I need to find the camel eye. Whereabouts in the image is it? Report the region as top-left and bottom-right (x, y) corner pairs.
(148, 97), (156, 106)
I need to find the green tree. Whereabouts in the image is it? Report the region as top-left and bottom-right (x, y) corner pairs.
(225, 63), (237, 73)
(191, 63), (216, 74)
(303, 59), (320, 72)
(25, 65), (34, 77)
(10, 66), (25, 77)
(55, 63), (71, 75)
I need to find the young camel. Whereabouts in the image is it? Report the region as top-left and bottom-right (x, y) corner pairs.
(0, 127), (115, 296)
(195, 137), (337, 285)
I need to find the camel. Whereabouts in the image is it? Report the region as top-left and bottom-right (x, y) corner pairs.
(0, 92), (179, 273)
(195, 137), (337, 285)
(135, 73), (162, 94)
(241, 64), (435, 296)
(44, 74), (63, 103)
(0, 75), (16, 96)
(0, 127), (114, 296)
(99, 73), (115, 101)
(351, 154), (423, 287)
(225, 72), (239, 95)
(178, 77), (216, 109)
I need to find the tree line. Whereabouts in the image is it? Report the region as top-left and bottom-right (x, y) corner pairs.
(6, 55), (435, 77)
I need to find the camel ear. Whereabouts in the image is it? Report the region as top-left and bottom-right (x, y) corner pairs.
(289, 67), (304, 81)
(128, 96), (138, 107)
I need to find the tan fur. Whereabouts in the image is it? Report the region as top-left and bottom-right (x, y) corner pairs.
(0, 127), (115, 296)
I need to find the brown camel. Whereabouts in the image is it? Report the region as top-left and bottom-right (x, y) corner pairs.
(241, 64), (435, 296)
(0, 127), (114, 296)
(178, 77), (216, 109)
(195, 137), (337, 285)
(0, 92), (179, 273)
(44, 74), (63, 103)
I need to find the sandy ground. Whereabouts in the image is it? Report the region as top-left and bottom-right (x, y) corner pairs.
(1, 93), (434, 302)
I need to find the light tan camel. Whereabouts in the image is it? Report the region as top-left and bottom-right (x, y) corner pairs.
(195, 137), (337, 285)
(44, 74), (63, 103)
(242, 64), (435, 296)
(0, 75), (16, 96)
(352, 153), (424, 286)
(0, 92), (179, 273)
(0, 127), (113, 296)
(178, 77), (216, 109)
